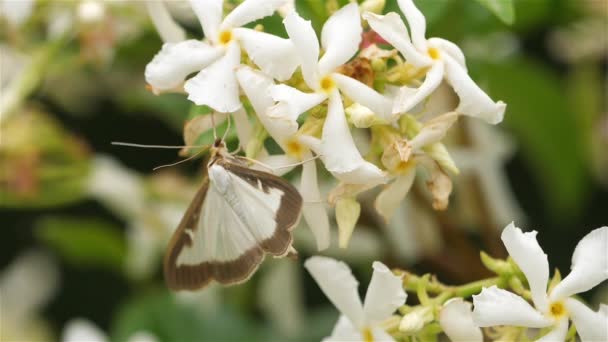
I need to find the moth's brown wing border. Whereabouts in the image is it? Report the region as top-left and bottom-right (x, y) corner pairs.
(163, 178), (265, 291)
(218, 159), (303, 257)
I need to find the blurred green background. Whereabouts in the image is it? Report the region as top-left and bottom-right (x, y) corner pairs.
(1, 0), (606, 341)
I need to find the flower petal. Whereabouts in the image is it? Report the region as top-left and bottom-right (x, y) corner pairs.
(184, 42), (241, 113)
(501, 223), (550, 312)
(439, 298), (483, 342)
(284, 11), (320, 89)
(410, 112), (459, 150)
(550, 226), (608, 301)
(565, 298), (608, 342)
(233, 28), (299, 81)
(363, 261), (407, 324)
(145, 40), (223, 92)
(320, 91), (386, 185)
(393, 61), (444, 115)
(253, 154), (297, 176)
(428, 37), (466, 69)
(397, 0), (428, 51)
(537, 317), (569, 342)
(300, 155), (330, 251)
(362, 12), (431, 68)
(317, 3), (362, 76)
(472, 286), (552, 328)
(189, 0), (223, 43)
(232, 107), (252, 150)
(374, 171), (416, 223)
(322, 315), (364, 342)
(443, 54), (506, 124)
(304, 256), (365, 328)
(269, 84), (326, 122)
(62, 319), (106, 342)
(333, 73), (393, 121)
(222, 0), (285, 29)
(145, 1), (186, 43)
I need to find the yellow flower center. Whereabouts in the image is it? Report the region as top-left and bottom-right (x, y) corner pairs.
(218, 30), (233, 45)
(362, 327), (374, 342)
(286, 139), (305, 159)
(319, 75), (336, 93)
(549, 301), (567, 319)
(427, 47), (440, 60)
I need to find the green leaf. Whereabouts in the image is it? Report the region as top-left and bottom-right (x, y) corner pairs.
(36, 217), (126, 271)
(475, 0), (515, 25)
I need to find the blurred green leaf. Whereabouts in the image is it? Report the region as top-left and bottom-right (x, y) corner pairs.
(296, 0), (328, 32)
(36, 217), (126, 271)
(474, 57), (589, 220)
(475, 0), (515, 25)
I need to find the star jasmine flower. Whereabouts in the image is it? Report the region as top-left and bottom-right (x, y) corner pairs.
(439, 298), (483, 342)
(473, 223), (608, 342)
(145, 0), (298, 113)
(305, 256), (406, 341)
(236, 66), (330, 250)
(363, 0), (506, 124)
(271, 4), (392, 186)
(145, 0), (186, 43)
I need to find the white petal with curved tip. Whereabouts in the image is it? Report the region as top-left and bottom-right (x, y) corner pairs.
(145, 1), (186, 43)
(300, 156), (330, 251)
(284, 11), (320, 89)
(322, 315), (363, 342)
(269, 85), (326, 121)
(189, 0), (223, 43)
(233, 28), (298, 81)
(537, 317), (569, 342)
(375, 171), (416, 223)
(439, 298), (483, 342)
(145, 40), (223, 91)
(550, 226), (608, 301)
(222, 0), (285, 29)
(410, 112), (459, 150)
(333, 73), (393, 121)
(501, 223), (550, 312)
(321, 91), (386, 185)
(393, 61), (444, 115)
(317, 3), (362, 76)
(62, 319), (106, 342)
(428, 37), (466, 68)
(363, 261), (407, 324)
(184, 43), (241, 113)
(362, 12), (431, 68)
(472, 286), (552, 328)
(443, 54), (505, 124)
(397, 0), (428, 51)
(565, 299), (608, 342)
(304, 256), (365, 328)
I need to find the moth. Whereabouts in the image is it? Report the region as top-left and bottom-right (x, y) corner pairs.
(164, 139), (303, 290)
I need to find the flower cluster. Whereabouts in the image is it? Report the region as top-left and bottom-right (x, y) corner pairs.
(145, 0), (506, 250)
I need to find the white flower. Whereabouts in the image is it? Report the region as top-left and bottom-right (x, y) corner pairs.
(363, 0), (506, 124)
(236, 65), (330, 250)
(304, 256), (406, 341)
(472, 223), (608, 342)
(145, 0), (298, 113)
(439, 298), (483, 342)
(271, 4), (392, 186)
(62, 319), (157, 342)
(145, 0), (186, 43)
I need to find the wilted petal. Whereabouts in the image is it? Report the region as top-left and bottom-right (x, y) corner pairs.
(333, 73), (393, 121)
(300, 156), (330, 251)
(321, 91), (386, 185)
(269, 84), (327, 121)
(185, 43), (241, 113)
(145, 1), (186, 43)
(363, 262), (407, 324)
(145, 40), (223, 92)
(362, 12), (431, 68)
(233, 28), (299, 81)
(443, 54), (506, 124)
(322, 316), (364, 342)
(501, 223), (550, 312)
(190, 0), (223, 43)
(472, 286), (552, 328)
(375, 171), (416, 223)
(284, 11), (320, 89)
(304, 256), (365, 328)
(537, 317), (568, 342)
(550, 226), (608, 301)
(62, 319), (106, 342)
(409, 111), (459, 150)
(439, 298), (483, 342)
(397, 0), (428, 51)
(318, 3), (362, 76)
(565, 299), (608, 342)
(428, 37), (466, 68)
(222, 0), (285, 29)
(393, 61), (444, 115)
(232, 107), (252, 149)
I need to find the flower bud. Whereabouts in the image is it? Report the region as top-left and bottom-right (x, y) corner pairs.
(360, 0), (386, 14)
(346, 103), (386, 128)
(399, 306), (433, 333)
(335, 197), (361, 248)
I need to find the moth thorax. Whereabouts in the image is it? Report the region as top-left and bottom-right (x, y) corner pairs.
(208, 164), (231, 195)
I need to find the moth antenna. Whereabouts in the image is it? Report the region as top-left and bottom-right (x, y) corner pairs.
(239, 154), (324, 173)
(229, 144), (242, 155)
(222, 113), (231, 142)
(275, 154), (323, 169)
(112, 142), (209, 149)
(152, 147), (209, 171)
(304, 199), (326, 204)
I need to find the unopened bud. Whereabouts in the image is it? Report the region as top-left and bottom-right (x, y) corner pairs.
(360, 0), (386, 14)
(336, 197), (361, 248)
(399, 307), (433, 333)
(346, 103), (386, 128)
